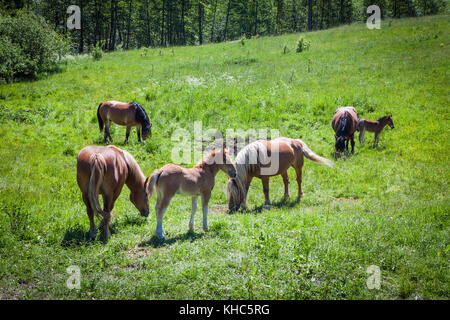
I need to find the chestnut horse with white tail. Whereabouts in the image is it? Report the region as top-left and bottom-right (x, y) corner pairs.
(97, 101), (152, 144)
(227, 137), (333, 212)
(77, 145), (150, 240)
(147, 148), (236, 239)
(358, 115), (394, 147)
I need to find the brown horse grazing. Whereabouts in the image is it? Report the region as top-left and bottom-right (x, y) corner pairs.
(146, 148), (236, 239)
(358, 115), (394, 147)
(97, 101), (152, 144)
(332, 106), (360, 154)
(227, 137), (333, 212)
(77, 145), (150, 240)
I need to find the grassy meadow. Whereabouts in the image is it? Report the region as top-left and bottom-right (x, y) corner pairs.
(0, 15), (448, 299)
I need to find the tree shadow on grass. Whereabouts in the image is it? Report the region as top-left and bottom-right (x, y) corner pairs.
(138, 231), (207, 248)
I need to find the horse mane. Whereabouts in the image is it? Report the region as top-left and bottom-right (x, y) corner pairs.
(337, 113), (351, 136)
(121, 148), (146, 185)
(195, 148), (226, 169)
(231, 140), (269, 204)
(377, 115), (390, 122)
(133, 102), (151, 130)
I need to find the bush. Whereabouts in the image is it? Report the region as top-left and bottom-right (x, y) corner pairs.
(0, 11), (69, 82)
(91, 45), (103, 61)
(296, 37), (311, 53)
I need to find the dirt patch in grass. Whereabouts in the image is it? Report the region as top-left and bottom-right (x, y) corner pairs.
(209, 204), (228, 214)
(332, 198), (360, 204)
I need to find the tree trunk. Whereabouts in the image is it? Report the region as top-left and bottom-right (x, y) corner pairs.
(224, 0), (232, 41)
(198, 0), (203, 45)
(210, 0), (218, 42)
(126, 0), (132, 49)
(79, 0), (84, 53)
(181, 0), (186, 45)
(253, 0), (258, 36)
(307, 0), (312, 31)
(161, 0), (165, 46)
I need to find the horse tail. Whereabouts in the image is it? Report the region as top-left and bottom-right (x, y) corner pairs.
(298, 139), (333, 167)
(146, 169), (162, 199)
(358, 119), (365, 145)
(97, 103), (104, 132)
(87, 153), (107, 221)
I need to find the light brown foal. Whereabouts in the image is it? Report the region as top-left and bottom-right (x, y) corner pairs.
(146, 148), (236, 239)
(77, 145), (150, 240)
(227, 137), (333, 211)
(358, 115), (394, 147)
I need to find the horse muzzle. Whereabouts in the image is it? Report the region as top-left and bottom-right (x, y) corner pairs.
(390, 125), (395, 129)
(140, 208), (150, 217)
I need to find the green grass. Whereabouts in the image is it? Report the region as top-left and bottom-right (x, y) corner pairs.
(0, 15), (449, 299)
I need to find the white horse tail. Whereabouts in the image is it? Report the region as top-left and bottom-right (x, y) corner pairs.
(358, 119), (366, 145)
(298, 139), (334, 167)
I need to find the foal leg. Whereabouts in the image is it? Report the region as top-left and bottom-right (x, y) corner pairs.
(124, 126), (131, 145)
(281, 172), (290, 200)
(373, 133), (380, 148)
(188, 197), (198, 232)
(261, 177), (271, 207)
(155, 195), (170, 239)
(201, 192), (211, 232)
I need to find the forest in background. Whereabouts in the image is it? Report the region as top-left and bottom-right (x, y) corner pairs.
(1, 0), (448, 53)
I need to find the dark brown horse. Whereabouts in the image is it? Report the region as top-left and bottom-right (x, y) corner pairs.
(358, 115), (394, 147)
(332, 106), (359, 154)
(146, 148), (236, 239)
(77, 145), (150, 240)
(227, 137), (333, 211)
(97, 101), (152, 144)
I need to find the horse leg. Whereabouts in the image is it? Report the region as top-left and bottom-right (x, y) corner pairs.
(345, 139), (349, 151)
(188, 196), (198, 232)
(294, 165), (303, 199)
(100, 194), (114, 239)
(261, 177), (270, 206)
(137, 126), (142, 143)
(201, 192), (211, 232)
(241, 177), (253, 209)
(155, 194), (170, 239)
(373, 132), (380, 148)
(351, 134), (355, 153)
(104, 122), (109, 144)
(82, 193), (97, 240)
(281, 172), (290, 200)
(105, 121), (113, 143)
(125, 126), (131, 145)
